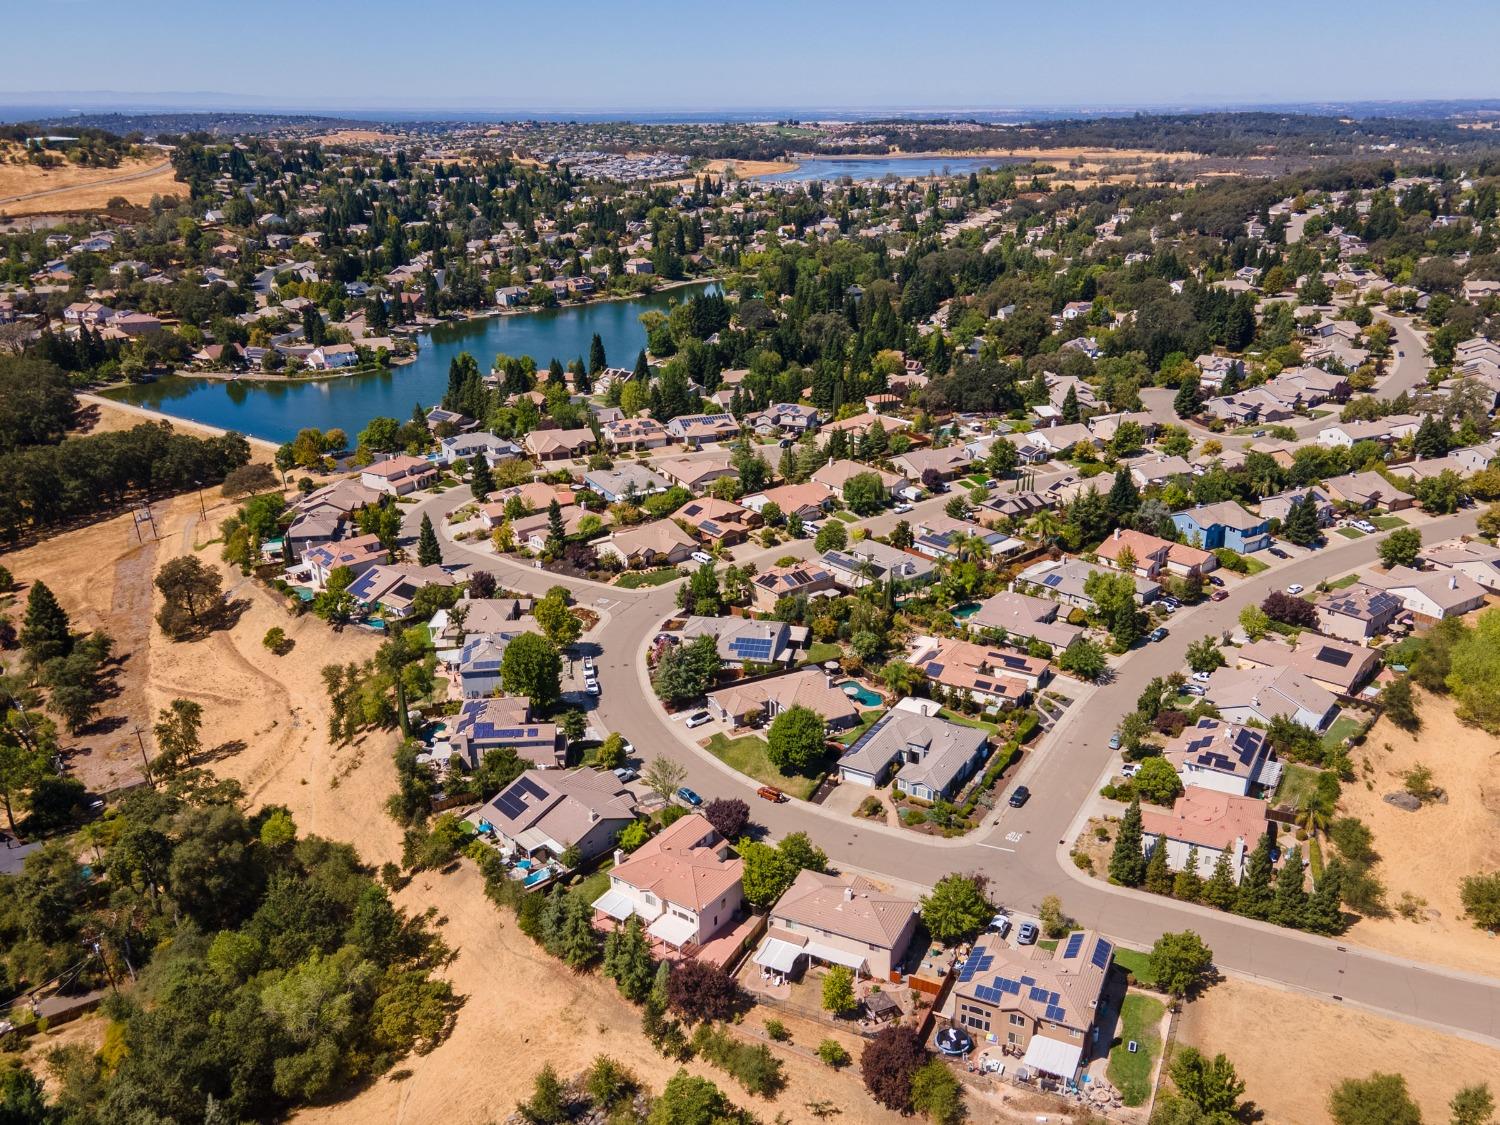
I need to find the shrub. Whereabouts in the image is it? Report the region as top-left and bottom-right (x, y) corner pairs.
(763, 1018), (790, 1042)
(817, 1039), (852, 1068)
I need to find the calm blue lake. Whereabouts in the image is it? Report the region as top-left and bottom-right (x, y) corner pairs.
(761, 155), (1027, 182)
(103, 282), (718, 443)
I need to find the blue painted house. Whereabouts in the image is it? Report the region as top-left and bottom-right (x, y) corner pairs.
(1171, 501), (1271, 554)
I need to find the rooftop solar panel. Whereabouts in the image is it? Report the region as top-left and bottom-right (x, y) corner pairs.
(1091, 939), (1113, 969)
(1062, 932), (1085, 959)
(1045, 1004), (1067, 1022)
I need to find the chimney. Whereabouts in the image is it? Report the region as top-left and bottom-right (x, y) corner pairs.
(1114, 528), (1121, 540)
(844, 886), (855, 902)
(613, 848), (624, 866)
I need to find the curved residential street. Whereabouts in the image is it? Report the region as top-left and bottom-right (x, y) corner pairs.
(404, 489), (1500, 1047)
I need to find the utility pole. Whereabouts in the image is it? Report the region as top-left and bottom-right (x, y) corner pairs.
(128, 724), (154, 788)
(193, 479), (206, 518)
(89, 939), (118, 995)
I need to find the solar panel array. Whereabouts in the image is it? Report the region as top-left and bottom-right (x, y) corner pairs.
(957, 951), (994, 982)
(1062, 932), (1085, 959)
(491, 774), (549, 821)
(1042, 573), (1063, 588)
(731, 636), (775, 661)
(1091, 938), (1113, 969)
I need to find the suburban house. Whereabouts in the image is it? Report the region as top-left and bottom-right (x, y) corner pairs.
(1021, 423), (1099, 458)
(750, 562), (840, 612)
(743, 483), (836, 522)
(440, 432), (522, 467)
(591, 814), (745, 956)
(810, 459), (914, 501)
(1317, 416), (1422, 449)
(583, 465), (671, 503)
(981, 490), (1054, 522)
(476, 769), (636, 866)
(909, 632), (1049, 695)
(819, 541), (936, 591)
(507, 504), (601, 553)
(836, 704), (989, 801)
(1121, 454), (1193, 489)
(1315, 583), (1404, 642)
(1171, 501), (1271, 554)
(1419, 538), (1500, 593)
(429, 596), (534, 648)
(524, 427), (596, 461)
(912, 514), (1025, 559)
(1094, 528), (1216, 579)
(446, 697), (564, 769)
(666, 413), (741, 447)
(1139, 787), (1273, 883)
(300, 533), (387, 588)
(1235, 636), (1380, 697)
(348, 563), (463, 620)
(1322, 471), (1415, 512)
(707, 668), (860, 730)
(676, 496), (760, 547)
(965, 590), (1084, 654)
(360, 455), (439, 497)
(1258, 487), (1335, 528)
(657, 452), (737, 491)
(748, 403), (821, 435)
(752, 871), (919, 982)
(1017, 557), (1160, 609)
(681, 615), (806, 666)
(1162, 719), (1282, 797)
(602, 416), (670, 450)
(597, 520), (697, 568)
(1204, 665), (1338, 731)
(1362, 566), (1487, 624)
(945, 929), (1113, 1081)
(891, 446), (972, 482)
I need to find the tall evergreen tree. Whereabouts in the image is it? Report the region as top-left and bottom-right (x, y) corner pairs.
(631, 349), (649, 381)
(1202, 850), (1238, 910)
(21, 581), (72, 667)
(546, 499), (566, 555)
(1234, 831), (1276, 919)
(1061, 384), (1081, 423)
(603, 914), (656, 1003)
(1273, 843), (1308, 926)
(1144, 837), (1173, 895)
(1281, 493), (1321, 546)
(1413, 413), (1452, 458)
(417, 514), (442, 566)
(1109, 797), (1147, 886)
(1173, 375), (1202, 419)
(589, 333), (607, 376)
(1302, 858), (1346, 935)
(1173, 846), (1204, 902)
(1107, 471), (1140, 519)
(469, 455), (494, 499)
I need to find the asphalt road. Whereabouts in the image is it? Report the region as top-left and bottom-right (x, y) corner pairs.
(404, 485), (1500, 1046)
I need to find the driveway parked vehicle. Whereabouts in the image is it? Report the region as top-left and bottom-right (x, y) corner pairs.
(1017, 922), (1038, 945)
(685, 710), (712, 729)
(1149, 627), (1168, 642)
(676, 786), (703, 807)
(1210, 590), (1228, 601)
(691, 551), (714, 565)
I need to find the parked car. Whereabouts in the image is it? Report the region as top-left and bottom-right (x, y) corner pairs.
(676, 786), (703, 807)
(1149, 626), (1168, 642)
(1210, 590), (1228, 601)
(1109, 731), (1122, 749)
(685, 710), (712, 729)
(585, 678), (601, 696)
(1183, 684), (1206, 696)
(1017, 922), (1039, 945)
(893, 502), (914, 514)
(1008, 785), (1031, 808)
(1158, 602), (1177, 614)
(987, 913), (1012, 938)
(1192, 670), (1212, 683)
(582, 656), (596, 674)
(612, 766), (638, 783)
(691, 551), (714, 566)
(985, 479), (1000, 488)
(1207, 574), (1225, 588)
(1286, 583), (1304, 595)
(1269, 546), (1290, 559)
(1121, 762), (1140, 779)
(1353, 520), (1377, 534)
(757, 785), (787, 803)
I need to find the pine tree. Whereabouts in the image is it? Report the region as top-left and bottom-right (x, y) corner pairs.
(1173, 846), (1204, 902)
(1413, 413), (1452, 458)
(604, 915), (656, 1003)
(1061, 384), (1081, 423)
(556, 894), (601, 969)
(546, 499), (566, 554)
(1107, 471), (1140, 519)
(21, 581), (72, 667)
(631, 349), (649, 381)
(1202, 850), (1238, 910)
(1273, 843), (1308, 926)
(589, 333), (607, 376)
(1173, 375), (1202, 419)
(1144, 839), (1173, 895)
(1109, 798), (1147, 886)
(1281, 493), (1320, 546)
(1234, 831), (1276, 919)
(1302, 858), (1346, 935)
(469, 455), (494, 499)
(417, 514), (442, 566)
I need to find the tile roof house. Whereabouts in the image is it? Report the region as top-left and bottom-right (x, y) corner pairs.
(1419, 537), (1500, 593)
(665, 413), (741, 447)
(656, 452), (737, 491)
(750, 562), (839, 611)
(301, 533), (387, 588)
(810, 459), (912, 499)
(601, 416), (670, 450)
(446, 697), (564, 769)
(747, 403), (821, 434)
(1139, 787), (1272, 884)
(836, 705), (989, 800)
(1236, 636), (1380, 697)
(1361, 565), (1487, 624)
(908, 632), (1049, 700)
(591, 814), (745, 952)
(583, 464), (671, 503)
(439, 432), (522, 467)
(1017, 557), (1160, 609)
(524, 427), (596, 461)
(1204, 665), (1338, 731)
(707, 668), (860, 730)
(891, 446), (972, 481)
(819, 540), (936, 591)
(597, 520), (697, 568)
(753, 871), (919, 980)
(1258, 487), (1335, 528)
(912, 514), (1025, 559)
(1322, 471), (1415, 511)
(1162, 718), (1281, 797)
(965, 590), (1084, 654)
(945, 929), (1113, 1080)
(1171, 501), (1270, 554)
(359, 455), (439, 496)
(681, 616), (806, 666)
(476, 769), (636, 865)
(1314, 583), (1404, 642)
(743, 483), (835, 521)
(676, 496), (760, 546)
(348, 563), (463, 620)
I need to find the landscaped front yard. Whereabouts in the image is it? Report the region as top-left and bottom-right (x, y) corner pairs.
(1370, 514), (1407, 530)
(1108, 992), (1166, 1106)
(702, 732), (825, 800)
(616, 567), (683, 589)
(1111, 947), (1158, 989)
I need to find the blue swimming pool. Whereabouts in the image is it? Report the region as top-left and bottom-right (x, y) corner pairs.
(951, 603), (982, 619)
(839, 681), (883, 708)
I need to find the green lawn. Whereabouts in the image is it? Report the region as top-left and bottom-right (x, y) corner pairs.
(567, 867), (613, 910)
(1325, 573), (1361, 590)
(702, 733), (824, 800)
(1370, 514), (1408, 530)
(1272, 763), (1324, 811)
(1335, 527), (1365, 539)
(802, 641), (843, 665)
(1238, 554), (1270, 575)
(937, 708), (1002, 739)
(615, 568), (682, 589)
(832, 510), (858, 523)
(1108, 993), (1165, 1106)
(1111, 947), (1158, 989)
(1321, 714), (1364, 752)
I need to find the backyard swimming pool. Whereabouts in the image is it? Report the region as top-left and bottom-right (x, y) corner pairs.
(839, 681), (883, 708)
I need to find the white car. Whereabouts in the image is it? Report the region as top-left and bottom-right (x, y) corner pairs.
(1191, 670), (1212, 683)
(585, 679), (600, 696)
(685, 711), (712, 729)
(691, 551), (714, 566)
(893, 503), (913, 514)
(582, 656), (596, 674)
(1121, 763), (1140, 779)
(1286, 583), (1304, 595)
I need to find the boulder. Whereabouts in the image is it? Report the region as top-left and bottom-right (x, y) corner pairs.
(1383, 791), (1422, 812)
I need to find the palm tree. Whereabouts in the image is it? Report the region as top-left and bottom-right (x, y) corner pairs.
(1029, 509), (1062, 546)
(1295, 799), (1332, 839)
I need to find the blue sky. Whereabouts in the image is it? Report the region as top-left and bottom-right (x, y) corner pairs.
(7, 0), (1498, 112)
